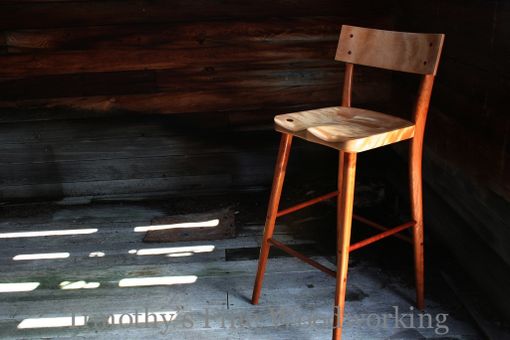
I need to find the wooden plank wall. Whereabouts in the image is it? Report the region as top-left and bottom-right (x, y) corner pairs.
(0, 0), (395, 202)
(395, 0), (510, 321)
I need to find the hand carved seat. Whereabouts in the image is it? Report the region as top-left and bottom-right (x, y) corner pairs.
(274, 106), (415, 152)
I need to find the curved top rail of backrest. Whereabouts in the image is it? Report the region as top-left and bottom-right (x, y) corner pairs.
(335, 25), (445, 75)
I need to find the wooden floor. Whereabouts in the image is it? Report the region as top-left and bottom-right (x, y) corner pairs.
(0, 196), (481, 339)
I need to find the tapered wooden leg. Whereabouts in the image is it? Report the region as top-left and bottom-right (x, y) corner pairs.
(252, 133), (293, 305)
(410, 139), (425, 310)
(333, 152), (356, 340)
(409, 75), (435, 310)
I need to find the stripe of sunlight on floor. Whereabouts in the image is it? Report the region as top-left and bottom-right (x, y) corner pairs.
(0, 228), (98, 239)
(133, 219), (219, 232)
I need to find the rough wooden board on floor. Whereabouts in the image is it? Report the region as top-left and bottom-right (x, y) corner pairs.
(0, 199), (482, 339)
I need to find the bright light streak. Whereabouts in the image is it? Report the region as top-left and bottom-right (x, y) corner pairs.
(0, 229), (97, 239)
(17, 316), (88, 329)
(0, 282), (40, 293)
(13, 252), (70, 261)
(59, 281), (100, 290)
(133, 219), (219, 232)
(88, 251), (105, 258)
(134, 245), (215, 256)
(167, 252), (193, 257)
(118, 275), (197, 287)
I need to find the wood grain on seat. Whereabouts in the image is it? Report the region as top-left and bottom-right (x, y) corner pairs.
(274, 106), (415, 152)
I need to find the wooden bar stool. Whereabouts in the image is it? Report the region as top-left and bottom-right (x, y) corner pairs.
(251, 25), (444, 340)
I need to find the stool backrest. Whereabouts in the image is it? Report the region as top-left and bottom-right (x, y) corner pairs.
(335, 25), (445, 155)
(335, 25), (444, 75)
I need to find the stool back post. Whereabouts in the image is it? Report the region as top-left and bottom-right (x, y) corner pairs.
(409, 73), (435, 310)
(335, 59), (355, 340)
(338, 61), (353, 204)
(341, 63), (354, 107)
(410, 74), (435, 186)
(411, 74), (435, 160)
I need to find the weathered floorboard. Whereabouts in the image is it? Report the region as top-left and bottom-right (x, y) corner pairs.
(0, 200), (480, 339)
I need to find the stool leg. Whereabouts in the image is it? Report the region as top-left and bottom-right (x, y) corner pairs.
(252, 133), (293, 305)
(333, 152), (356, 340)
(410, 140), (425, 310)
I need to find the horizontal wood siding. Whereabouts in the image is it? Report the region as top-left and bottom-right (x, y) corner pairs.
(0, 1), (395, 202)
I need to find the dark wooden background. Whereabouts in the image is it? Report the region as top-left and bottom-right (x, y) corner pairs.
(395, 0), (510, 322)
(0, 0), (393, 202)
